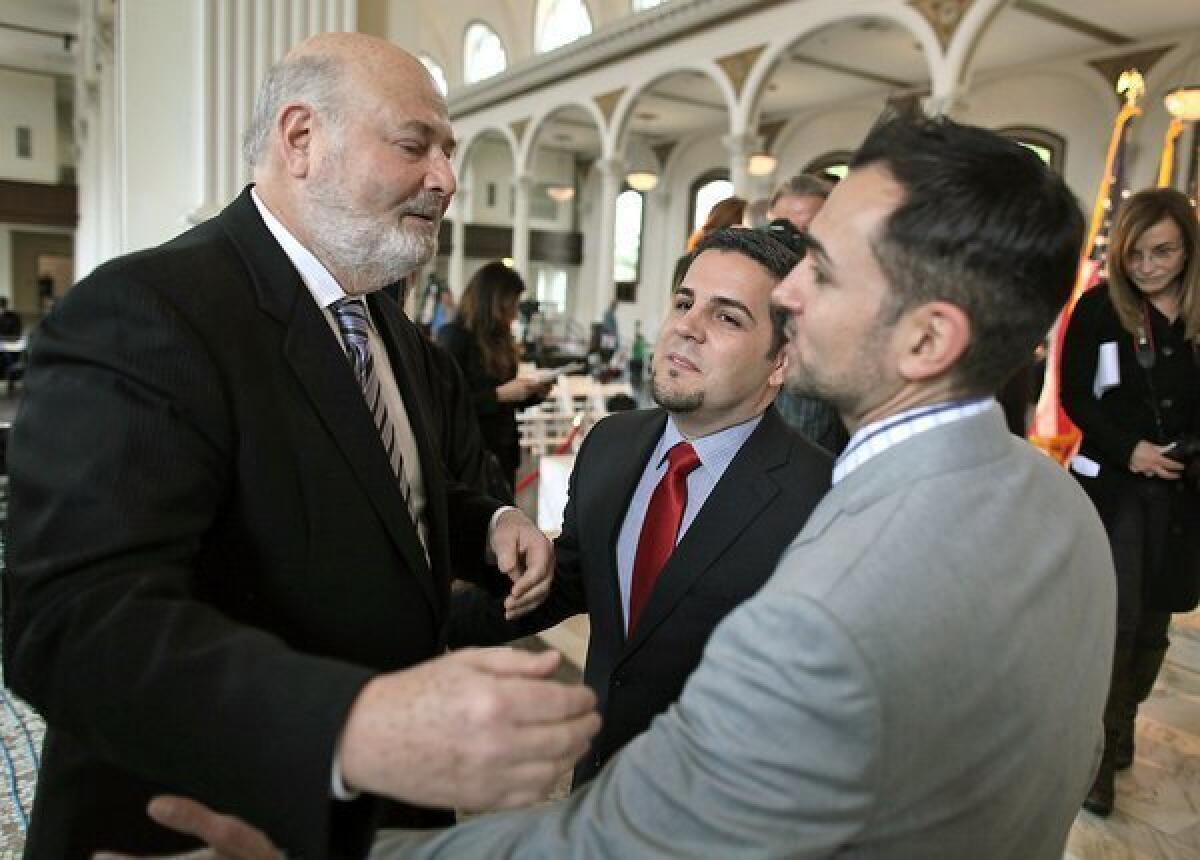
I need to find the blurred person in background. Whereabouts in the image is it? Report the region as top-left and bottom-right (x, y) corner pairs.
(673, 196), (746, 288)
(438, 262), (553, 495)
(1061, 187), (1200, 818)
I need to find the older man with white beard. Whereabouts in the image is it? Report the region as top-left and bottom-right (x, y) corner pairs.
(2, 33), (599, 860)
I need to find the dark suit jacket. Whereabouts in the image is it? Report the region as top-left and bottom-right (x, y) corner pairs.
(451, 406), (831, 784)
(2, 188), (502, 859)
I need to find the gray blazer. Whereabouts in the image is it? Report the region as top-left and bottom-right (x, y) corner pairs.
(379, 404), (1116, 859)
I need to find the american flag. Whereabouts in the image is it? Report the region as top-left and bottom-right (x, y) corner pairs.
(1029, 92), (1141, 465)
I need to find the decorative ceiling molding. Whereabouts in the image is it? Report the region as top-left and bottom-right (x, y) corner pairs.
(448, 0), (787, 119)
(1088, 46), (1174, 95)
(757, 118), (787, 151)
(907, 0), (975, 51)
(716, 43), (767, 97)
(510, 117), (530, 145)
(651, 141), (678, 168)
(789, 52), (916, 90)
(594, 88), (626, 123)
(1013, 0), (1132, 47)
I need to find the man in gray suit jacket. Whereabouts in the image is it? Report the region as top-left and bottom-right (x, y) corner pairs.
(144, 116), (1116, 859)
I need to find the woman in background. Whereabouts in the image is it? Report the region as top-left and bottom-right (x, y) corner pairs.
(437, 262), (552, 494)
(1061, 188), (1200, 817)
(672, 196), (746, 288)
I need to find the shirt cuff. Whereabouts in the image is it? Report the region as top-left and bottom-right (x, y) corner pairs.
(331, 750), (360, 802)
(486, 505), (518, 564)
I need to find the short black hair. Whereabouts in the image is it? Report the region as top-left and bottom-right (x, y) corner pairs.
(683, 226), (799, 357)
(852, 114), (1084, 395)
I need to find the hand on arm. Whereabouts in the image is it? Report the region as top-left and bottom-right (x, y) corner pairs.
(490, 508), (556, 619)
(92, 796), (281, 860)
(337, 647), (599, 811)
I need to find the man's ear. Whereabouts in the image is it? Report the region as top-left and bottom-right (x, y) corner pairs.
(275, 103), (317, 178)
(768, 346), (788, 389)
(894, 301), (970, 383)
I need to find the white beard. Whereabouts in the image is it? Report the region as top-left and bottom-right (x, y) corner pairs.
(306, 172), (441, 291)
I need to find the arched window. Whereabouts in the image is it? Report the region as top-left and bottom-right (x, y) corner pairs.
(614, 188), (645, 287)
(633, 0), (668, 10)
(999, 127), (1066, 174)
(536, 0), (593, 53)
(689, 171), (734, 235)
(418, 54), (448, 96)
(803, 150), (854, 181)
(464, 23), (508, 84)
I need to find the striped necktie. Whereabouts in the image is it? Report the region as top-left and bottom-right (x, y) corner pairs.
(331, 297), (418, 526)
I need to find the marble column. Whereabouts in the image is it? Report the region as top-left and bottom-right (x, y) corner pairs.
(722, 132), (759, 199)
(512, 174), (534, 280)
(449, 187), (470, 295)
(592, 157), (625, 324)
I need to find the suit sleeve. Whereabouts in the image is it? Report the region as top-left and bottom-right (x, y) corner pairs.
(1, 274), (376, 859)
(1060, 291), (1140, 468)
(444, 422), (597, 648)
(387, 586), (882, 858)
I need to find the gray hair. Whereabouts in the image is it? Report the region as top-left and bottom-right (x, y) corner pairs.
(769, 173), (832, 208)
(243, 54), (346, 168)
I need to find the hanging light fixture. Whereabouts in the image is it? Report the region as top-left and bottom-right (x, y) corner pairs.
(747, 152), (778, 177)
(545, 185), (576, 202)
(625, 171), (659, 192)
(1164, 85), (1200, 121)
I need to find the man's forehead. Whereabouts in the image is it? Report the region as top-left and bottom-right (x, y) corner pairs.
(686, 251), (773, 304)
(810, 165), (904, 247)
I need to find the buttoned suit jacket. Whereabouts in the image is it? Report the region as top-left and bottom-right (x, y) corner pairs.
(2, 188), (501, 859)
(395, 405), (1117, 859)
(451, 405), (831, 785)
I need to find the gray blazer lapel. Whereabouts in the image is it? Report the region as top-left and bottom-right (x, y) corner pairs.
(622, 411), (788, 654)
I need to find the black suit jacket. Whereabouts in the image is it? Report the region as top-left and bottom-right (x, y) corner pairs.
(451, 406), (831, 784)
(2, 188), (501, 859)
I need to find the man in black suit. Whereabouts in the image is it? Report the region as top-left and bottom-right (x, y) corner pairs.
(452, 227), (832, 785)
(1, 33), (599, 859)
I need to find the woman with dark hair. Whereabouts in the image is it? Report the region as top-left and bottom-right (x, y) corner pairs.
(1062, 188), (1200, 817)
(437, 262), (552, 493)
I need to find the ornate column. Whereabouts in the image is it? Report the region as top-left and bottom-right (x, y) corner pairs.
(74, 3), (119, 277)
(449, 187), (470, 295)
(722, 132), (758, 199)
(512, 174), (534, 280)
(592, 158), (624, 323)
(190, 0), (356, 223)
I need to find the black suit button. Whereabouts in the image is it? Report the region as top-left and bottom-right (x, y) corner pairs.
(612, 678), (622, 688)
(1163, 345), (1175, 357)
(1161, 398), (1173, 409)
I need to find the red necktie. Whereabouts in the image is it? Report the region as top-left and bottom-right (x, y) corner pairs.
(629, 442), (701, 633)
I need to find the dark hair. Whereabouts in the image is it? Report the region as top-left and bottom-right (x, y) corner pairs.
(1108, 188), (1200, 342)
(685, 226), (799, 357)
(458, 261), (525, 380)
(852, 114), (1085, 395)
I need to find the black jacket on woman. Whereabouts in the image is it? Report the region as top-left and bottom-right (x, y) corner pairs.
(1061, 284), (1200, 610)
(437, 320), (537, 487)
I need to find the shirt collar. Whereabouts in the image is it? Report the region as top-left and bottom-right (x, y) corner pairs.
(833, 398), (994, 485)
(653, 412), (764, 475)
(250, 186), (349, 311)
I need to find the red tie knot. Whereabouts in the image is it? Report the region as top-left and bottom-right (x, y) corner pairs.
(666, 442), (701, 477)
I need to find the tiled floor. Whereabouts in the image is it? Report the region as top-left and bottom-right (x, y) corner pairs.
(1065, 610), (1200, 859)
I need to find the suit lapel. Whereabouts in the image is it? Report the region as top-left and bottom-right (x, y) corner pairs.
(622, 410), (788, 657)
(218, 188), (439, 614)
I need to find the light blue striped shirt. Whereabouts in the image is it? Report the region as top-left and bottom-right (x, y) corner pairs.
(615, 413), (763, 633)
(833, 398), (995, 485)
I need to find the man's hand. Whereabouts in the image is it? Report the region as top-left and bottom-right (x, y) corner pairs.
(490, 508), (555, 619)
(1129, 440), (1186, 480)
(338, 647), (598, 811)
(91, 796), (279, 860)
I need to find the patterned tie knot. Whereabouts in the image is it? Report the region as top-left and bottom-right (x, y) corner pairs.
(666, 442), (701, 478)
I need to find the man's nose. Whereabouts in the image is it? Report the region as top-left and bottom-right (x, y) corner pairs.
(427, 150), (456, 198)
